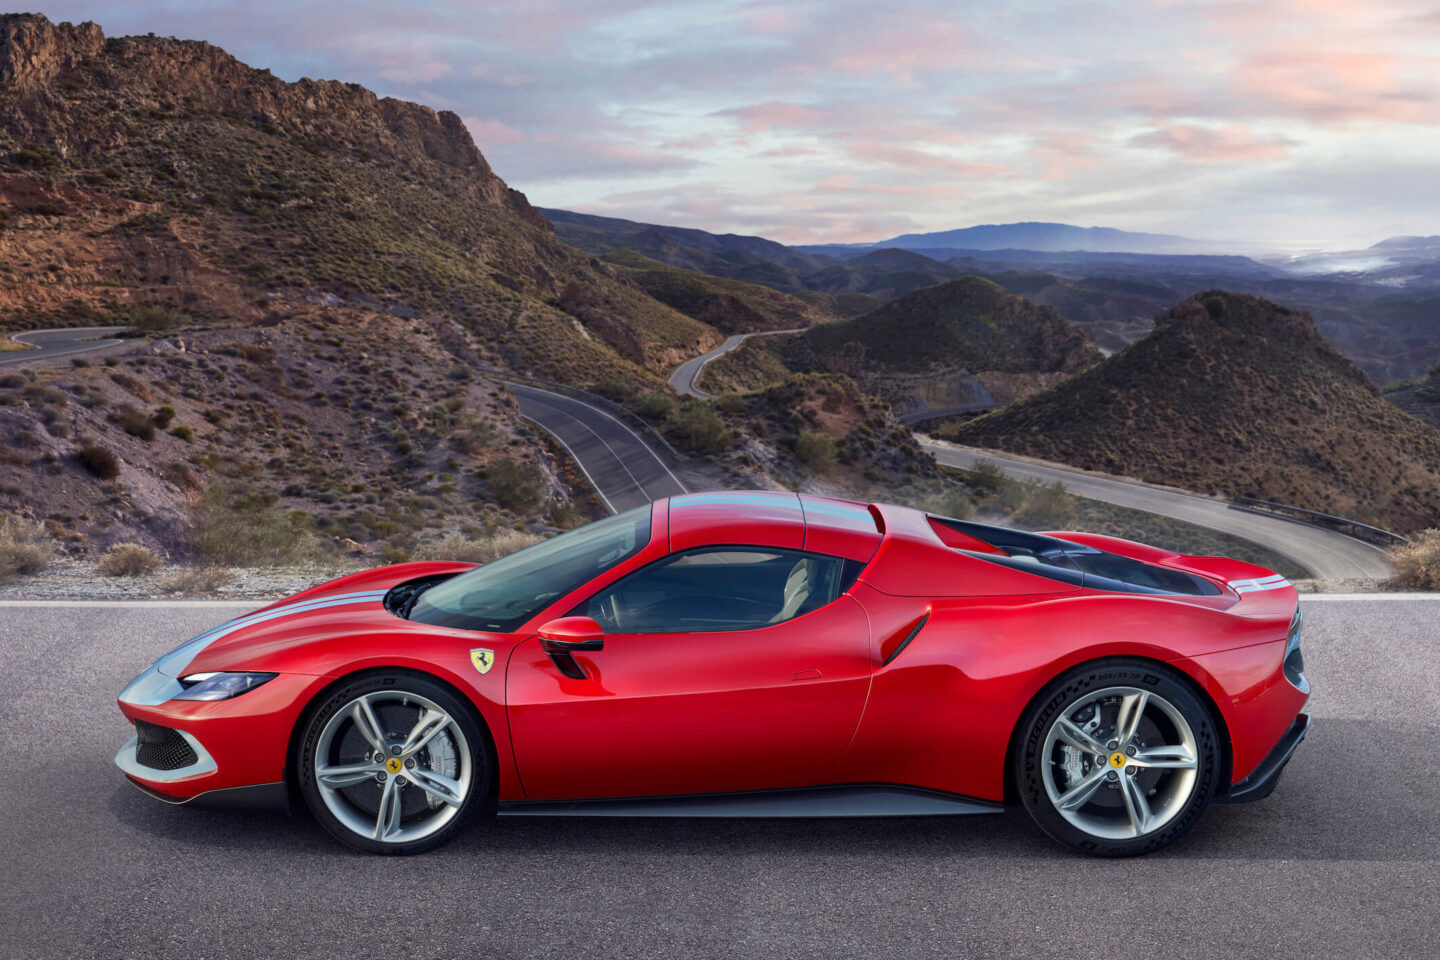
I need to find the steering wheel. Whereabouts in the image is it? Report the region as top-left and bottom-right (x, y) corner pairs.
(591, 592), (622, 632)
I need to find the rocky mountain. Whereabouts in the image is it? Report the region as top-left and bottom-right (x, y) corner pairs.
(541, 207), (829, 294)
(702, 276), (1101, 414)
(0, 14), (719, 384)
(599, 250), (834, 333)
(948, 291), (1440, 534)
(0, 13), (737, 559)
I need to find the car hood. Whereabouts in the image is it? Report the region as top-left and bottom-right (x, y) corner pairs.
(156, 562), (475, 679)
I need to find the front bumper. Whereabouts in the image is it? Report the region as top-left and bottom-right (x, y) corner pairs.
(1216, 712), (1309, 804)
(115, 671), (323, 804)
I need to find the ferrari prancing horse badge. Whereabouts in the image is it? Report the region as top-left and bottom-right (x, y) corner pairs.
(470, 648), (495, 675)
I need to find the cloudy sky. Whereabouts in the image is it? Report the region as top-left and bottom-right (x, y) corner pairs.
(41, 1), (1440, 248)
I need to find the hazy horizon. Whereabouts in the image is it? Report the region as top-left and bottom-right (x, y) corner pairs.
(34, 1), (1440, 250)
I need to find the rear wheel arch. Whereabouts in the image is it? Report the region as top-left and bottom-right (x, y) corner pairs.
(1001, 654), (1232, 805)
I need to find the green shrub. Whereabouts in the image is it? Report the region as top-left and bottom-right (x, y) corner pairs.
(76, 442), (120, 479)
(1388, 530), (1440, 590)
(192, 486), (321, 566)
(114, 405), (156, 441)
(716, 393), (747, 416)
(0, 519), (52, 584)
(486, 458), (546, 513)
(153, 405), (176, 428)
(96, 543), (163, 577)
(965, 461), (1009, 493)
(932, 489), (976, 520)
(171, 425), (193, 442)
(1011, 480), (1076, 528)
(794, 430), (837, 473)
(129, 303), (187, 334)
(635, 391), (678, 421)
(675, 401), (730, 453)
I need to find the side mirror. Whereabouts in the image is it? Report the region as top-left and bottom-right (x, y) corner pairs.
(537, 616), (605, 651)
(537, 616), (604, 679)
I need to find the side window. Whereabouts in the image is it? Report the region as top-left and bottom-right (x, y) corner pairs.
(575, 547), (853, 633)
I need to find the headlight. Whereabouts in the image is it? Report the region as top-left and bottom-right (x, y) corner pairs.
(173, 672), (277, 701)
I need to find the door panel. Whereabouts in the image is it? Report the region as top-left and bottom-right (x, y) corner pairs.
(506, 595), (872, 799)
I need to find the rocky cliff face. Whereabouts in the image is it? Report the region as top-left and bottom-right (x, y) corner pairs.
(0, 13), (544, 225)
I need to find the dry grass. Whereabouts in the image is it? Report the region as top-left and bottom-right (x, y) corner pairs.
(0, 519), (52, 584)
(159, 566), (236, 595)
(1387, 530), (1440, 590)
(412, 530), (542, 565)
(96, 542), (163, 577)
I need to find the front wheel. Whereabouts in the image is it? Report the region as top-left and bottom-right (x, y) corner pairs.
(1015, 659), (1220, 856)
(296, 672), (491, 855)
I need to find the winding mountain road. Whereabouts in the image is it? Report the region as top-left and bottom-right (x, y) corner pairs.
(509, 382), (687, 513)
(0, 326), (128, 367)
(669, 328), (803, 398)
(920, 438), (1390, 580)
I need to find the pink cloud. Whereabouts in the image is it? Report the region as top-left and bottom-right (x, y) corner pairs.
(376, 60), (452, 84)
(849, 140), (1006, 177)
(463, 118), (527, 146)
(1230, 51), (1438, 125)
(1129, 124), (1294, 162)
(712, 100), (827, 133)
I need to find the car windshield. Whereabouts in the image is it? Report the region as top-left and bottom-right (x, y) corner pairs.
(406, 506), (652, 633)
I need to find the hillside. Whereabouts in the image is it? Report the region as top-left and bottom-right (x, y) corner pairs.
(0, 13), (739, 559)
(0, 14), (719, 384)
(949, 291), (1440, 533)
(791, 276), (1101, 408)
(599, 250), (834, 332)
(1383, 363), (1440, 428)
(541, 208), (828, 293)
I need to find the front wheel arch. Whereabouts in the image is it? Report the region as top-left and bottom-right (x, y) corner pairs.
(283, 665), (499, 816)
(1000, 654), (1232, 806)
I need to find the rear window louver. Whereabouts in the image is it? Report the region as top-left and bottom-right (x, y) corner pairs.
(929, 516), (1221, 597)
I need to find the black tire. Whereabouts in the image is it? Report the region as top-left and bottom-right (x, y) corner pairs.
(295, 671), (491, 855)
(1014, 658), (1221, 856)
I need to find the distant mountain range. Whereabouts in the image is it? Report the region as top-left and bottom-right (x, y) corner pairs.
(544, 208), (1440, 383)
(798, 221), (1212, 256)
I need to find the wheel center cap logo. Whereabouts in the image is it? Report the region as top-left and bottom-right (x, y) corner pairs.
(385, 757), (403, 774)
(1109, 752), (1127, 769)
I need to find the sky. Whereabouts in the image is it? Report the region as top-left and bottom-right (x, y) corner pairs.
(37, 1), (1440, 249)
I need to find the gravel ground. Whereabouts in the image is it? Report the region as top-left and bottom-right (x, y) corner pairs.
(0, 559), (354, 601)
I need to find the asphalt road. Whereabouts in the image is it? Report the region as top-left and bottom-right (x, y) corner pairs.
(509, 382), (687, 513)
(669, 329), (802, 399)
(0, 326), (129, 367)
(921, 438), (1391, 582)
(1, 598), (1434, 960)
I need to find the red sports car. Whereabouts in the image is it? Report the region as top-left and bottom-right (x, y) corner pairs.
(115, 491), (1309, 856)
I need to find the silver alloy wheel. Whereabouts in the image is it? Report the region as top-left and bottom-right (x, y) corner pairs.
(1040, 686), (1199, 841)
(314, 691), (473, 844)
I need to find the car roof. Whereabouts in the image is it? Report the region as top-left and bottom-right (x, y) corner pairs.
(664, 491), (882, 562)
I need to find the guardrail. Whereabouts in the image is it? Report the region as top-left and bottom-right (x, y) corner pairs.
(1230, 496), (1410, 547)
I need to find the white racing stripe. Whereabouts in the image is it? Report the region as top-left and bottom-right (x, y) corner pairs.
(1228, 574), (1293, 594)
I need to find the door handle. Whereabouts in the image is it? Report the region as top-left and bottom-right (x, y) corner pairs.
(789, 669), (822, 682)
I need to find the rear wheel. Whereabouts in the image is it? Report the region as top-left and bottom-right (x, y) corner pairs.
(1015, 659), (1220, 856)
(296, 672), (490, 855)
